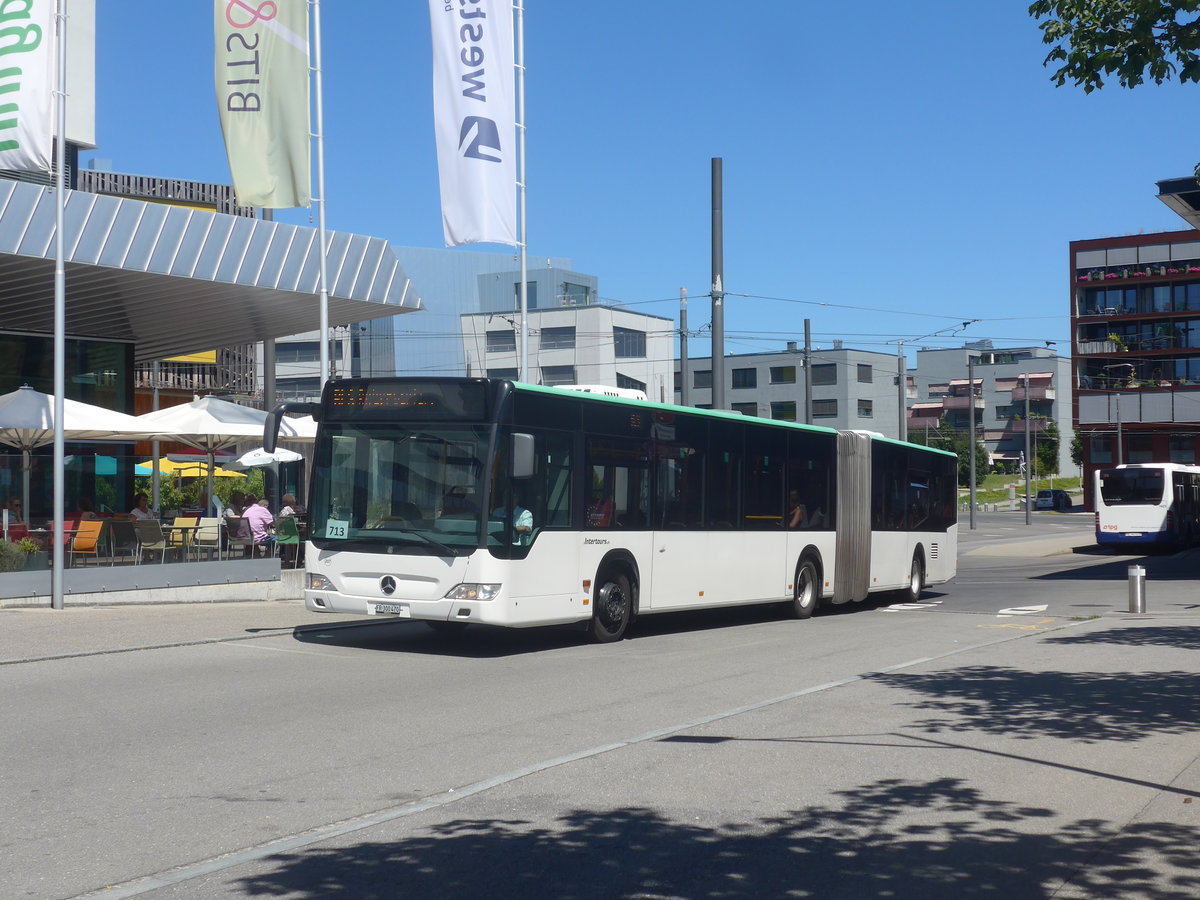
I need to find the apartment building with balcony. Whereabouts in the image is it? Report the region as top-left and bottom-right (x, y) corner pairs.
(1071, 217), (1200, 505)
(910, 343), (1076, 476)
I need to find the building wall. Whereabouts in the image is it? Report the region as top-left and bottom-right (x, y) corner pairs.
(1070, 230), (1200, 505)
(675, 347), (905, 437)
(462, 305), (675, 402)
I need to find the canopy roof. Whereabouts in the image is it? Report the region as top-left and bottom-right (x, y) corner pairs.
(0, 179), (421, 361)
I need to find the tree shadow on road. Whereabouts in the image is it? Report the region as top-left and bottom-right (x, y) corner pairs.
(1045, 626), (1200, 650)
(231, 778), (1200, 899)
(871, 665), (1200, 743)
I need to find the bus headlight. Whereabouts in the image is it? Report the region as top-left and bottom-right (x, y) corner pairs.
(444, 583), (501, 601)
(308, 573), (335, 591)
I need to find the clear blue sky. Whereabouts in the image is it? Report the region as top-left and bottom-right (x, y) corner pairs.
(87, 2), (1198, 364)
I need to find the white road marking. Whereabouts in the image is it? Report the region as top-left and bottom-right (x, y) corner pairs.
(997, 604), (1049, 616)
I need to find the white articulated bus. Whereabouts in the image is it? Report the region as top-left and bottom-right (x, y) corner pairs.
(266, 378), (958, 642)
(1094, 463), (1200, 550)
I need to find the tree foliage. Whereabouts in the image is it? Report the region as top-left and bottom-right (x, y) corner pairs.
(1029, 1), (1200, 92)
(908, 419), (988, 487)
(1035, 416), (1061, 477)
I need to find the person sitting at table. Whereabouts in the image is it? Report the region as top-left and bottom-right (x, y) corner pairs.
(242, 494), (276, 555)
(129, 493), (154, 521)
(278, 493), (306, 518)
(5, 496), (23, 523)
(76, 497), (98, 520)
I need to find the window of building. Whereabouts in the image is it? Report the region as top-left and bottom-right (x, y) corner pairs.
(694, 370), (713, 389)
(769, 366), (795, 384)
(811, 364), (836, 386)
(673, 371), (682, 392)
(541, 365), (576, 386)
(513, 281), (538, 310)
(1089, 435), (1112, 465)
(276, 341), (321, 363)
(1127, 435), (1154, 463)
(812, 399), (837, 418)
(857, 399), (873, 418)
(561, 282), (591, 306)
(732, 401), (759, 416)
(1169, 435), (1196, 463)
(614, 327), (647, 358)
(616, 373), (646, 392)
(278, 377), (321, 400)
(732, 367), (757, 389)
(486, 330), (516, 353)
(540, 326), (576, 350)
(770, 401), (796, 421)
(857, 364), (872, 384)
(487, 367), (518, 379)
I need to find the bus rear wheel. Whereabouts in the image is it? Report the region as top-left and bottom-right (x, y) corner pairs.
(590, 571), (632, 643)
(788, 559), (819, 619)
(902, 553), (924, 603)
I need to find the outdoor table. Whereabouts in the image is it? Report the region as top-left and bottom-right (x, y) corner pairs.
(160, 523), (199, 561)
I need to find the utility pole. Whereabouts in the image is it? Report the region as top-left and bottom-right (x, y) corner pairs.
(710, 158), (726, 410)
(1024, 371), (1032, 526)
(897, 341), (907, 441)
(679, 288), (689, 407)
(968, 355), (976, 531)
(803, 319), (812, 424)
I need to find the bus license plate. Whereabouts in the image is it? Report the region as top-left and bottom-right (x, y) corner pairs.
(371, 602), (408, 617)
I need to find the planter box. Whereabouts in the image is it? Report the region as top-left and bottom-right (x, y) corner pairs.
(22, 551), (47, 571)
(1078, 340), (1119, 354)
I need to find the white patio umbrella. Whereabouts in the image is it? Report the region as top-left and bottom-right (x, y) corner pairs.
(0, 385), (150, 519)
(131, 396), (314, 512)
(228, 446), (304, 471)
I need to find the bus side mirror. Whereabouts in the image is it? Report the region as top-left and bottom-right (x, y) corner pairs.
(511, 433), (535, 479)
(264, 402), (318, 453)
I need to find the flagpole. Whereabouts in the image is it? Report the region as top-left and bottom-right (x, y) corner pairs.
(311, 0), (330, 393)
(515, 0), (527, 382)
(51, 0), (68, 611)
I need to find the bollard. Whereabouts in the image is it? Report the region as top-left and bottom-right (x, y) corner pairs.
(1128, 564), (1147, 613)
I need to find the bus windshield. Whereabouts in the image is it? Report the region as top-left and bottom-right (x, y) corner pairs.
(308, 423), (491, 554)
(1098, 469), (1166, 506)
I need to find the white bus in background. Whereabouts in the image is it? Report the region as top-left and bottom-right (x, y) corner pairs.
(266, 378), (959, 643)
(1095, 462), (1200, 550)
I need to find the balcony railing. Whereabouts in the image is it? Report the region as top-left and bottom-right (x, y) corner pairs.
(942, 395), (984, 410)
(1011, 386), (1055, 402)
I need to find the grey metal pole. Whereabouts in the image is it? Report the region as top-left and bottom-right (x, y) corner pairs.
(803, 319), (813, 425)
(1128, 564), (1146, 613)
(51, 0), (68, 610)
(679, 287), (689, 407)
(151, 360), (160, 514)
(1024, 371), (1032, 525)
(516, 0), (528, 381)
(313, 0), (331, 392)
(710, 158), (725, 410)
(968, 355), (976, 530)
(897, 341), (907, 441)
(1115, 394), (1123, 465)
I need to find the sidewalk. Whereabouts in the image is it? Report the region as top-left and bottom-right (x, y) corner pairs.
(0, 599), (356, 663)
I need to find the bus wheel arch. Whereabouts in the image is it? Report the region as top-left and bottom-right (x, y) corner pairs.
(589, 552), (639, 643)
(788, 548), (823, 619)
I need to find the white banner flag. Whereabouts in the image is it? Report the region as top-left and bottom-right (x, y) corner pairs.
(0, 0), (54, 172)
(428, 0), (516, 247)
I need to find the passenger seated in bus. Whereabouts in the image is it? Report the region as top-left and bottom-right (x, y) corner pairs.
(587, 490), (613, 527)
(787, 490), (807, 529)
(491, 496), (533, 545)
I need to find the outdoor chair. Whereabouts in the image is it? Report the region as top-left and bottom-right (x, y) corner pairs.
(133, 518), (172, 564)
(108, 519), (138, 564)
(166, 516), (199, 559)
(192, 517), (222, 561)
(69, 520), (107, 567)
(274, 515), (301, 568)
(224, 517), (255, 558)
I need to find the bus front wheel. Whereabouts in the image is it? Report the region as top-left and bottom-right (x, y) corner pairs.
(788, 559), (819, 619)
(590, 571), (632, 643)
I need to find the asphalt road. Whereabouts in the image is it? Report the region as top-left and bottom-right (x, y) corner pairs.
(4, 511), (1199, 899)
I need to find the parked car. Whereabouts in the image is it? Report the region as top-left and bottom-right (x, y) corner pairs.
(1036, 488), (1072, 511)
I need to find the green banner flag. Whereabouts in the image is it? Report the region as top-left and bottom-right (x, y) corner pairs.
(214, 0), (311, 208)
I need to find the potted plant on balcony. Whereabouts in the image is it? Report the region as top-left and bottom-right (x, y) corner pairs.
(1107, 333), (1128, 352)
